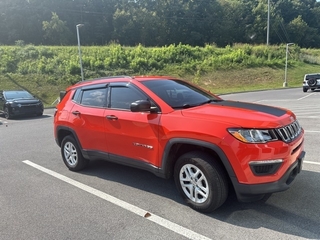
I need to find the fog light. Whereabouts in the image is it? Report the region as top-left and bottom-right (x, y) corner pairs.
(249, 159), (283, 176)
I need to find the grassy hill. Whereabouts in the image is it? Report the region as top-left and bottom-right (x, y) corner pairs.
(1, 43), (320, 107)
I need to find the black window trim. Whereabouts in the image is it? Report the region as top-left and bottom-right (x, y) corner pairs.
(107, 82), (161, 112)
(72, 84), (108, 108)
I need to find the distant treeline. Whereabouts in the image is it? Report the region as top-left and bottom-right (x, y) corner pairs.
(1, 0), (320, 48)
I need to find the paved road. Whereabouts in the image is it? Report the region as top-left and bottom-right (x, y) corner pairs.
(0, 88), (319, 240)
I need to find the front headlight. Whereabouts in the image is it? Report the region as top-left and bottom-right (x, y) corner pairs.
(228, 128), (278, 143)
(8, 102), (17, 107)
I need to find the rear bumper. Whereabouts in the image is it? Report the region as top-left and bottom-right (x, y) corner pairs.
(303, 83), (320, 89)
(232, 151), (305, 202)
(303, 85), (320, 89)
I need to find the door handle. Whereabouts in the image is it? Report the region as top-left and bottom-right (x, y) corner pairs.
(72, 111), (80, 116)
(106, 115), (118, 120)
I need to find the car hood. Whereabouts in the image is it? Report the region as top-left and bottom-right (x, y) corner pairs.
(181, 100), (295, 128)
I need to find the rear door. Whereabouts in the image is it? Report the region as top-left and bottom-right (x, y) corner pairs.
(104, 82), (161, 167)
(69, 84), (109, 152)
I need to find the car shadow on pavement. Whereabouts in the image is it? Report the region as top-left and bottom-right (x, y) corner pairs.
(79, 161), (320, 239)
(212, 169), (320, 239)
(0, 114), (51, 121)
(79, 160), (185, 203)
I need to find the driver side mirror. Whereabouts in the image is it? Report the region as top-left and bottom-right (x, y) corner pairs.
(130, 100), (154, 112)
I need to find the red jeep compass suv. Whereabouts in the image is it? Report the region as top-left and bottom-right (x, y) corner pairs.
(54, 76), (305, 212)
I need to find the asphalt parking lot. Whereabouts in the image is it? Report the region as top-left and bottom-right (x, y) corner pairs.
(0, 88), (319, 240)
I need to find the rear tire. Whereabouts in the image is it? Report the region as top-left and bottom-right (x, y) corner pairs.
(61, 135), (89, 171)
(303, 87), (308, 93)
(174, 151), (228, 213)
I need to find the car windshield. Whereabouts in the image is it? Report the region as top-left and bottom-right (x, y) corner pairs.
(141, 79), (221, 108)
(4, 91), (34, 100)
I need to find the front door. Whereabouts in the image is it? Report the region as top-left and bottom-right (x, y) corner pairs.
(104, 83), (161, 167)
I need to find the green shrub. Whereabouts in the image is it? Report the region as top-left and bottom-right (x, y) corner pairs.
(0, 43), (303, 79)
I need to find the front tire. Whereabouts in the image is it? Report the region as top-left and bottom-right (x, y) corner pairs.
(61, 135), (89, 171)
(4, 107), (11, 119)
(174, 151), (228, 213)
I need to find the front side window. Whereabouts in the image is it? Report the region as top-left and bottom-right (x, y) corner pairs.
(110, 86), (147, 110)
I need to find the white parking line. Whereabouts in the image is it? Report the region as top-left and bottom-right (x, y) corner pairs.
(305, 161), (320, 165)
(297, 93), (315, 101)
(255, 99), (295, 103)
(297, 116), (320, 119)
(22, 160), (211, 240)
(304, 130), (320, 133)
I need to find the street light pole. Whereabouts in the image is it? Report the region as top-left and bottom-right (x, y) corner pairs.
(267, 0), (270, 45)
(76, 24), (84, 81)
(283, 43), (294, 87)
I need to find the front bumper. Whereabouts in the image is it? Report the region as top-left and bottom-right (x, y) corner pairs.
(9, 105), (43, 117)
(232, 150), (305, 202)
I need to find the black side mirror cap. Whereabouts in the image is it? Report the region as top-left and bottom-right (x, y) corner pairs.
(130, 100), (152, 112)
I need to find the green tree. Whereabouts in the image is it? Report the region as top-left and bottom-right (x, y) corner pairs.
(42, 12), (72, 45)
(287, 15), (320, 48)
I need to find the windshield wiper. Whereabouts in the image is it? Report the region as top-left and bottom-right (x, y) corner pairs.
(198, 99), (223, 106)
(172, 99), (222, 109)
(172, 104), (193, 109)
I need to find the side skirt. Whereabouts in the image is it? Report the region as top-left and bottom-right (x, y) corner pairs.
(83, 150), (166, 178)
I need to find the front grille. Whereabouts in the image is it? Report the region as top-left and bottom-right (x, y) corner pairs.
(12, 103), (42, 114)
(276, 121), (302, 143)
(22, 104), (38, 107)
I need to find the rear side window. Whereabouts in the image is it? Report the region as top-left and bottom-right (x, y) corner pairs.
(81, 88), (107, 107)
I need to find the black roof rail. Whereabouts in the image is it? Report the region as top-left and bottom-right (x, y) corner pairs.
(95, 75), (132, 80)
(76, 75), (132, 84)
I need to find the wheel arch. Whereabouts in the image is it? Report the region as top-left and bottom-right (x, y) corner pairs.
(55, 126), (89, 159)
(159, 138), (236, 181)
